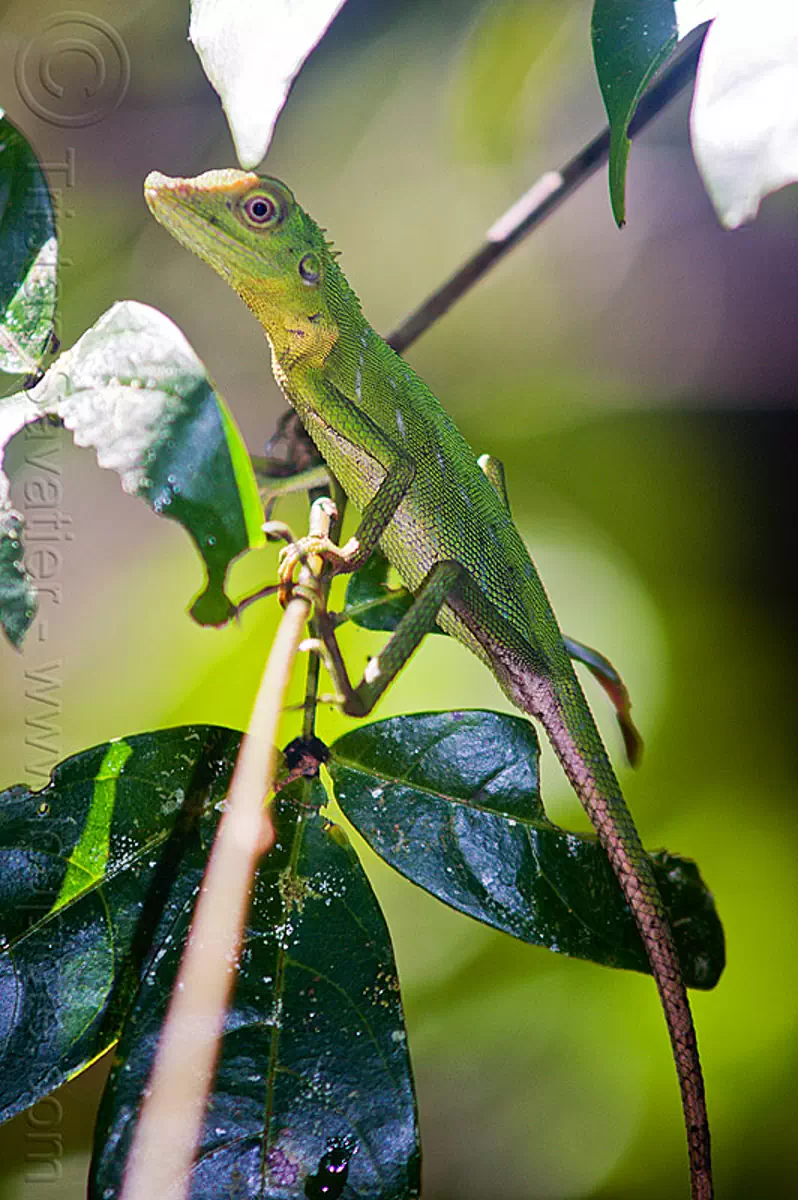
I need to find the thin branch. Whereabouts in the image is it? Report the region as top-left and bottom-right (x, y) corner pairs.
(387, 30), (706, 355)
(300, 478), (347, 740)
(120, 499), (336, 1200)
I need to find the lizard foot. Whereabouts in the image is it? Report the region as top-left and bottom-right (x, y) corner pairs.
(278, 535), (361, 604)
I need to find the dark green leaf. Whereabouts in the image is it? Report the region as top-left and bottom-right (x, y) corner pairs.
(591, 0), (678, 224)
(0, 725), (241, 1124)
(0, 111), (57, 376)
(329, 710), (724, 989)
(21, 301), (266, 625)
(90, 777), (420, 1200)
(0, 508), (35, 647)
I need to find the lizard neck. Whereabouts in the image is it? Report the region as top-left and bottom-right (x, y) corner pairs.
(238, 250), (369, 381)
(237, 280), (338, 372)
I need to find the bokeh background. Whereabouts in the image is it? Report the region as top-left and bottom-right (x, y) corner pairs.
(1, 0), (796, 1196)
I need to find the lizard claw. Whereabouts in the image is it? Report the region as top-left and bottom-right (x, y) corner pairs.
(277, 535), (360, 603)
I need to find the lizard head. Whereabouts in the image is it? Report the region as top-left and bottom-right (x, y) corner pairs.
(144, 169), (338, 368)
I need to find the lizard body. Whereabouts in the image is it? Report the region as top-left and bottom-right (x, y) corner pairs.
(144, 169), (711, 1198)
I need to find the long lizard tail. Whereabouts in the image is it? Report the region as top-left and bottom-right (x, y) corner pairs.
(533, 678), (713, 1200)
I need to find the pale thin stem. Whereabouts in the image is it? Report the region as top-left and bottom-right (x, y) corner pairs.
(120, 499), (335, 1200)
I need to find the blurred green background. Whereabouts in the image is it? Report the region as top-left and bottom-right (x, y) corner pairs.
(1, 0), (796, 1196)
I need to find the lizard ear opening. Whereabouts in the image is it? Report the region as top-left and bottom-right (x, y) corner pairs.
(298, 252), (321, 285)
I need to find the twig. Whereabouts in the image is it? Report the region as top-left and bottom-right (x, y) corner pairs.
(120, 499), (335, 1200)
(387, 30), (706, 354)
(301, 478), (347, 740)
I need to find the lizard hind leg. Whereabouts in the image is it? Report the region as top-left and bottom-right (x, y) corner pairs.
(563, 635), (643, 767)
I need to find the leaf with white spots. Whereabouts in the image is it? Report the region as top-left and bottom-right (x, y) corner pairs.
(0, 392), (41, 646)
(591, 1), (720, 224)
(189, 0), (348, 168)
(0, 508), (36, 649)
(18, 300), (265, 628)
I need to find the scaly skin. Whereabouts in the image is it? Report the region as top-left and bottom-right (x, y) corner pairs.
(144, 169), (712, 1198)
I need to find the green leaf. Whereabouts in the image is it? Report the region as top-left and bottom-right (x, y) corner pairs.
(0, 508), (35, 648)
(690, 4), (798, 227)
(90, 777), (420, 1200)
(591, 0), (679, 224)
(0, 725), (241, 1125)
(0, 110), (57, 376)
(22, 300), (266, 625)
(189, 0), (348, 168)
(329, 710), (724, 989)
(591, 3), (721, 223)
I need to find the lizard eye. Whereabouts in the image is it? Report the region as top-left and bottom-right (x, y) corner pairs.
(242, 193), (278, 226)
(299, 252), (320, 285)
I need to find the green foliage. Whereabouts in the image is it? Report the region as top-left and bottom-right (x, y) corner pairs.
(0, 111), (57, 378)
(0, 728), (420, 1199)
(0, 112), (57, 646)
(90, 770), (419, 1200)
(0, 727), (239, 1125)
(343, 546), (441, 635)
(0, 714), (721, 1196)
(592, 2), (798, 226)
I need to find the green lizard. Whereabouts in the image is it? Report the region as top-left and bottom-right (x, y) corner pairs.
(144, 169), (712, 1199)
